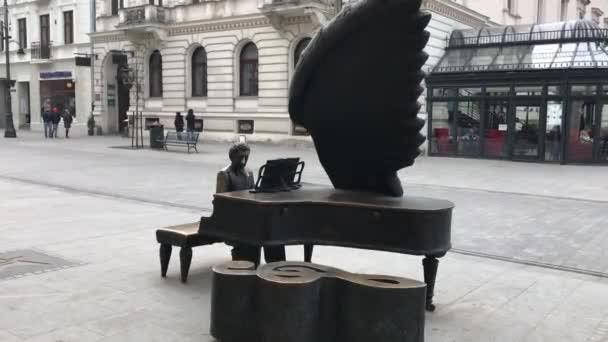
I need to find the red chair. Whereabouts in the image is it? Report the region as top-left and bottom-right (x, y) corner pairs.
(434, 128), (455, 155)
(484, 129), (505, 157)
(567, 132), (593, 161)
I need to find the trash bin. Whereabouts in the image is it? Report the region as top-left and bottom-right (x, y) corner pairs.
(122, 119), (130, 138)
(150, 124), (164, 149)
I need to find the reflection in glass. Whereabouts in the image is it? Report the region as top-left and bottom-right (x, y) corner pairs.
(456, 101), (481, 156)
(567, 100), (594, 162)
(513, 105), (541, 158)
(458, 88), (482, 97)
(515, 86), (543, 96)
(485, 87), (510, 96)
(484, 101), (508, 157)
(547, 86), (561, 96)
(468, 48), (500, 69)
(432, 88), (457, 97)
(545, 101), (563, 161)
(430, 102), (456, 156)
(494, 46), (531, 67)
(600, 105), (608, 161)
(571, 85), (597, 96)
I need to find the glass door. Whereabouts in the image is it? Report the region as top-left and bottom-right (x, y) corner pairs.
(483, 101), (509, 158)
(566, 100), (595, 163)
(511, 102), (542, 160)
(598, 103), (608, 162)
(545, 100), (563, 162)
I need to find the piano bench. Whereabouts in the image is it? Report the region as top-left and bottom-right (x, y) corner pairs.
(156, 222), (216, 283)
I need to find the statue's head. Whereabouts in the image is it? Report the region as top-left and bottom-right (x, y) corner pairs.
(229, 143), (251, 171)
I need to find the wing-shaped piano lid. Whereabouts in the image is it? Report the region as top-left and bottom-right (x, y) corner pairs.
(251, 158), (306, 193)
(288, 0), (430, 197)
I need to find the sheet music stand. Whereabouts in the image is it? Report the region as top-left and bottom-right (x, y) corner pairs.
(252, 158), (305, 193)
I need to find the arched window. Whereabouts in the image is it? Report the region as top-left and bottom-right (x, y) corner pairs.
(192, 47), (208, 97)
(294, 38), (311, 67)
(149, 50), (163, 98)
(239, 42), (258, 96)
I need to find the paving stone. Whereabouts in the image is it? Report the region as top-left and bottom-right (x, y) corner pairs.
(0, 330), (23, 342)
(0, 249), (79, 280)
(23, 326), (104, 342)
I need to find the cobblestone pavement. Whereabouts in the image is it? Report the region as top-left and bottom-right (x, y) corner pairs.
(1, 132), (608, 341)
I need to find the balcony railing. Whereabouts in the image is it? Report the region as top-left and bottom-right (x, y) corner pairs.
(118, 5), (167, 27)
(31, 41), (52, 59)
(259, 0), (334, 6)
(448, 28), (608, 49)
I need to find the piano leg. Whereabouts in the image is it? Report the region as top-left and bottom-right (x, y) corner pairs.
(304, 244), (314, 262)
(180, 247), (193, 283)
(422, 253), (445, 312)
(159, 244), (172, 278)
(231, 245), (262, 267)
(263, 246), (286, 263)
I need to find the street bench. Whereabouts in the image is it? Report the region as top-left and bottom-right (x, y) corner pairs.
(156, 221), (218, 283)
(159, 132), (200, 153)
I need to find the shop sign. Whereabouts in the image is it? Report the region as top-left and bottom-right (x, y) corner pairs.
(75, 57), (91, 67)
(40, 71), (72, 79)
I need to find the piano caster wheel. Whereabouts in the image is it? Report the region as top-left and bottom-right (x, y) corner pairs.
(426, 301), (436, 312)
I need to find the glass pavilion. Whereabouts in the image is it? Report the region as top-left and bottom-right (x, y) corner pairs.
(427, 20), (608, 164)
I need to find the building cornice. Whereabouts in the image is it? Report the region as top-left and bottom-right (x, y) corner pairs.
(422, 0), (496, 28)
(91, 13), (312, 42)
(90, 31), (128, 44)
(168, 14), (311, 36)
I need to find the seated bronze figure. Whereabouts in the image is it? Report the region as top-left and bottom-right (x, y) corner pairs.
(216, 143), (286, 265)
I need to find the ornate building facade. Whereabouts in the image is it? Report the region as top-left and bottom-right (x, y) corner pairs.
(88, 0), (495, 140)
(87, 0), (608, 141)
(0, 0), (93, 135)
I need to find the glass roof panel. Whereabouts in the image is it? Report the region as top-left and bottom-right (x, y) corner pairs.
(435, 20), (608, 74)
(528, 44), (557, 67)
(447, 20), (607, 48)
(550, 43), (580, 68)
(493, 46), (533, 68)
(433, 41), (608, 73)
(435, 49), (474, 72)
(467, 47), (500, 68)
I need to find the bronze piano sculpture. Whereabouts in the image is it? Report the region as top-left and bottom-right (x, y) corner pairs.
(201, 183), (452, 311)
(202, 0), (453, 312)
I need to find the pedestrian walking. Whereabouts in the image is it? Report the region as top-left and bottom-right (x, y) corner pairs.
(174, 112), (184, 133)
(186, 109), (196, 133)
(63, 108), (74, 138)
(42, 108), (51, 138)
(50, 107), (61, 138)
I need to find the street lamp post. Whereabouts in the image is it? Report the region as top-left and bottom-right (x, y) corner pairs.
(2, 0), (16, 138)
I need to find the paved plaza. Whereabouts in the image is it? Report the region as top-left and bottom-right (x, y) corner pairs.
(1, 131), (608, 341)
